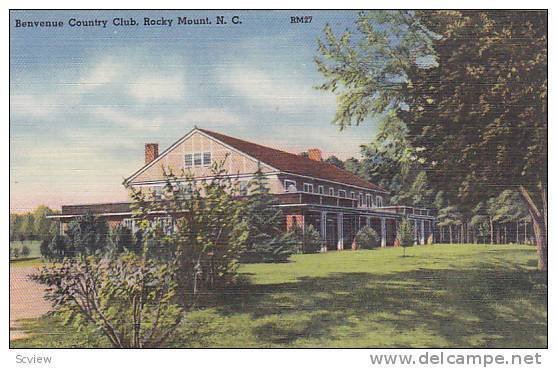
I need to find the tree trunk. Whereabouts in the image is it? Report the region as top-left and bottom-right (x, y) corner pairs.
(524, 219), (528, 244)
(516, 221), (519, 244)
(490, 219), (494, 245)
(504, 225), (507, 244)
(519, 185), (547, 271)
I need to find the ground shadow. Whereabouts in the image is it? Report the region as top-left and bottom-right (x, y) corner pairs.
(212, 262), (547, 348)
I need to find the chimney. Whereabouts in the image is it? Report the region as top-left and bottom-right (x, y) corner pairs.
(307, 148), (322, 162)
(145, 143), (159, 164)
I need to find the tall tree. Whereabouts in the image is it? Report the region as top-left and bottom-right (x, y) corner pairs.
(242, 166), (295, 263)
(316, 10), (547, 270)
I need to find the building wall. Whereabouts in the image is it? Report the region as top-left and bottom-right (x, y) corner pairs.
(129, 131), (276, 183)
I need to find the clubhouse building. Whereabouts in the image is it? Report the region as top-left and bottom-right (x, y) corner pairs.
(51, 127), (436, 250)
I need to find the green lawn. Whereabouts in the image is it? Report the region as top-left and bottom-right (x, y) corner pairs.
(10, 240), (42, 260)
(11, 244), (547, 348)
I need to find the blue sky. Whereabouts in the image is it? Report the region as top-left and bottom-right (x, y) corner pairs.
(10, 10), (380, 212)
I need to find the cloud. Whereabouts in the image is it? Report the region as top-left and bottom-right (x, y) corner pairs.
(218, 65), (335, 112)
(127, 74), (186, 102)
(95, 106), (163, 131)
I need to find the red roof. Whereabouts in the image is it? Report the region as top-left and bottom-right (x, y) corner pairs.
(198, 129), (386, 193)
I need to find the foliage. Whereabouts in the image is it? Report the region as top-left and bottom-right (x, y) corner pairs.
(20, 245), (31, 257)
(241, 166), (295, 263)
(354, 226), (380, 249)
(288, 224), (322, 254)
(65, 213), (110, 256)
(397, 218), (414, 256)
(111, 224), (141, 254)
(324, 155), (344, 169)
(316, 10), (547, 269)
(128, 159), (250, 305)
(10, 205), (58, 241)
(16, 245), (545, 348)
(41, 234), (72, 260)
(30, 253), (183, 348)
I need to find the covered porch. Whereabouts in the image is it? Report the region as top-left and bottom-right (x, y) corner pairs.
(283, 205), (435, 251)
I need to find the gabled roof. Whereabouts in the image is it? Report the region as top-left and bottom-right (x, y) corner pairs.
(197, 129), (387, 193)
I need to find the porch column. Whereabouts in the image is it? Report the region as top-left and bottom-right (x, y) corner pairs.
(320, 211), (327, 252)
(337, 213), (344, 250)
(420, 220), (425, 245)
(414, 219), (418, 245)
(380, 218), (386, 248)
(429, 220), (433, 243)
(366, 217), (371, 227)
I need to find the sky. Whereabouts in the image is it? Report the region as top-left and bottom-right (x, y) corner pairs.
(10, 10), (380, 212)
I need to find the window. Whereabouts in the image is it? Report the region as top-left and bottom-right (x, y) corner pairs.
(376, 195), (383, 207)
(184, 154), (193, 168)
(359, 193), (364, 207)
(317, 185), (324, 195)
(194, 153), (203, 166)
(329, 188), (335, 196)
(366, 194), (373, 207)
(350, 191), (356, 199)
(338, 190), (346, 198)
(284, 179), (297, 192)
(203, 152), (211, 166)
(303, 183), (314, 193)
(185, 152), (211, 168)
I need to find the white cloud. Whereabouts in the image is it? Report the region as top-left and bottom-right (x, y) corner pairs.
(95, 106), (162, 131)
(218, 65), (335, 112)
(78, 57), (123, 90)
(127, 74), (186, 102)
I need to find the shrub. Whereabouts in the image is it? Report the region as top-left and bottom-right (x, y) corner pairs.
(45, 234), (73, 260)
(241, 167), (296, 263)
(31, 253), (183, 348)
(354, 226), (379, 249)
(397, 217), (414, 257)
(128, 160), (250, 305)
(20, 245), (31, 258)
(11, 247), (20, 259)
(66, 213), (110, 256)
(288, 224), (322, 254)
(111, 225), (141, 254)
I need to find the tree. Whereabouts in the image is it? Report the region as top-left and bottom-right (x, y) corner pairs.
(33, 205), (55, 240)
(31, 253), (183, 348)
(128, 159), (249, 305)
(21, 245), (31, 258)
(397, 217), (414, 257)
(325, 155), (344, 169)
(65, 213), (110, 257)
(19, 213), (35, 240)
(242, 166), (295, 263)
(316, 10), (547, 270)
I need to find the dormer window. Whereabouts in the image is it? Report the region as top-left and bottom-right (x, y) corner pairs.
(317, 185), (324, 194)
(303, 183), (314, 193)
(284, 179), (297, 192)
(376, 195), (383, 207)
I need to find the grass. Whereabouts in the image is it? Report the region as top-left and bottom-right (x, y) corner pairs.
(11, 244), (547, 348)
(10, 240), (42, 259)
